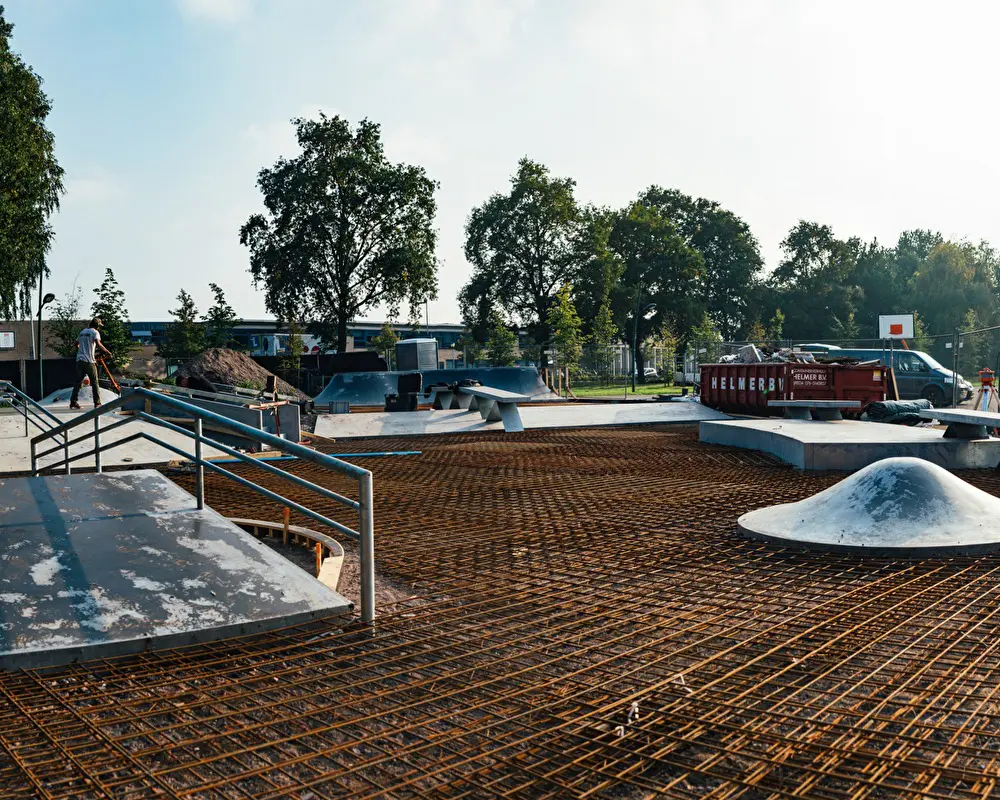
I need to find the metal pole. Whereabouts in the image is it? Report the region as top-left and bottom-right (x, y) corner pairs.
(194, 418), (204, 510)
(30, 439), (36, 476)
(94, 415), (101, 473)
(36, 276), (44, 401)
(953, 329), (961, 407)
(631, 289), (641, 394)
(359, 471), (375, 624)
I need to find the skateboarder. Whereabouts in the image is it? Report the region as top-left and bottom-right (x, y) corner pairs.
(70, 318), (113, 409)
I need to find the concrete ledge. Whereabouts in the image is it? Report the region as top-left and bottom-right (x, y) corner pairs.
(229, 518), (345, 591)
(700, 418), (1000, 471)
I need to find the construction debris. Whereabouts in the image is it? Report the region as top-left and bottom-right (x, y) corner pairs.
(173, 348), (308, 401)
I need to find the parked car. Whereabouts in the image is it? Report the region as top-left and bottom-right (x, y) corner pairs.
(821, 348), (973, 406)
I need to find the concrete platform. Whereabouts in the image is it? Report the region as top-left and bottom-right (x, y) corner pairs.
(699, 418), (1000, 471)
(0, 470), (351, 669)
(0, 409), (226, 475)
(315, 401), (729, 439)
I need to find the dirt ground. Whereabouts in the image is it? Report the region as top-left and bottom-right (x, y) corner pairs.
(174, 347), (309, 401)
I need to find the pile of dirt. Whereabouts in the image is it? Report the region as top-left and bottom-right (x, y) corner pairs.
(174, 348), (309, 401)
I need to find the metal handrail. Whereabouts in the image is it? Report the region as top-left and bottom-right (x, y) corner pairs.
(0, 381), (69, 450)
(30, 387), (377, 623)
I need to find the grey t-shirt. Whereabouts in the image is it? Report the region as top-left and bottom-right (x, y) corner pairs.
(76, 328), (101, 363)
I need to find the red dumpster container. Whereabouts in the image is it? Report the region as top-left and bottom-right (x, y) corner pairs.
(699, 362), (887, 416)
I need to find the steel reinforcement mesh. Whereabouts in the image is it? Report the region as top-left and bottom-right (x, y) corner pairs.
(4, 425), (1000, 798)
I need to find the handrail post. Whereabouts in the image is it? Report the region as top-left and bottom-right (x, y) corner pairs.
(64, 432), (71, 475)
(22, 402), (28, 438)
(359, 471), (375, 624)
(30, 438), (37, 477)
(194, 418), (204, 510)
(94, 415), (102, 474)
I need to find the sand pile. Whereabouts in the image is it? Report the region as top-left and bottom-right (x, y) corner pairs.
(174, 348), (308, 401)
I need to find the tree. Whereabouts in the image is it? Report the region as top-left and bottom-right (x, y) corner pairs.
(462, 158), (584, 364)
(370, 321), (399, 368)
(585, 301), (619, 384)
(745, 319), (767, 347)
(547, 283), (584, 374)
(46, 283), (83, 358)
(280, 318), (304, 376)
(240, 114), (438, 352)
(637, 187), (763, 339)
(688, 311), (723, 364)
(91, 268), (133, 370)
(0, 7), (64, 320)
(157, 289), (204, 361)
(456, 331), (483, 367)
(961, 308), (987, 374)
(203, 283), (241, 349)
(765, 309), (785, 343)
(768, 221), (863, 341)
(647, 322), (679, 384)
(607, 201), (704, 383)
(485, 315), (518, 367)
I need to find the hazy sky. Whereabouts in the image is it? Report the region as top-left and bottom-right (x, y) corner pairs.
(6, 0), (1000, 323)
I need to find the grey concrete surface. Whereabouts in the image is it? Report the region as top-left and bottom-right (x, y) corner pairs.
(0, 409), (227, 475)
(315, 401), (729, 439)
(739, 457), (1000, 555)
(314, 366), (558, 407)
(699, 418), (1000, 471)
(0, 470), (351, 669)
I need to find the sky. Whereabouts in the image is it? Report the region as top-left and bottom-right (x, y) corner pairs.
(6, 0), (1000, 324)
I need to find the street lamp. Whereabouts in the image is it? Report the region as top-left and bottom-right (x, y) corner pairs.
(632, 300), (657, 393)
(37, 289), (56, 400)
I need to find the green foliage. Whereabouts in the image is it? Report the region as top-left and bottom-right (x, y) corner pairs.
(90, 268), (133, 370)
(745, 319), (767, 346)
(765, 308), (785, 343)
(546, 284), (584, 372)
(648, 322), (679, 384)
(46, 284), (83, 358)
(203, 283), (241, 349)
(240, 114), (438, 353)
(583, 301), (619, 383)
(157, 289), (205, 361)
(456, 331), (483, 366)
(485, 315), (518, 367)
(637, 187), (763, 339)
(280, 319), (303, 374)
(961, 308), (986, 373)
(607, 199), (704, 382)
(0, 7), (64, 320)
(370, 321), (399, 368)
(461, 158), (584, 362)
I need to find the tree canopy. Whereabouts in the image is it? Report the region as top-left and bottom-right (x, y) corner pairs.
(461, 158), (584, 363)
(0, 6), (64, 320)
(240, 114), (438, 352)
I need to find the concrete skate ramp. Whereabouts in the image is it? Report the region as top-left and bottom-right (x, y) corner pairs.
(314, 367), (556, 407)
(738, 456), (1000, 555)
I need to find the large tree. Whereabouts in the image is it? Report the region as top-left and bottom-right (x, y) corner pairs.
(0, 6), (64, 320)
(240, 114), (438, 352)
(768, 221), (863, 341)
(637, 187), (763, 339)
(461, 158), (584, 364)
(607, 202), (704, 382)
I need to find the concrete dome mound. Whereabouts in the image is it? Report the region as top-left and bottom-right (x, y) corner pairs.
(738, 457), (1000, 555)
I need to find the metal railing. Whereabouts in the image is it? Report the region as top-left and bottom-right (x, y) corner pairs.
(0, 381), (71, 459)
(29, 388), (377, 623)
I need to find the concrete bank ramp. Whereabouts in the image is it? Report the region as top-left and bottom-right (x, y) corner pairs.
(315, 401), (728, 439)
(739, 456), (1000, 555)
(314, 367), (556, 407)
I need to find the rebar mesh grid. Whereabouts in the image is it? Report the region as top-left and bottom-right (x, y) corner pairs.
(3, 425), (1000, 798)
